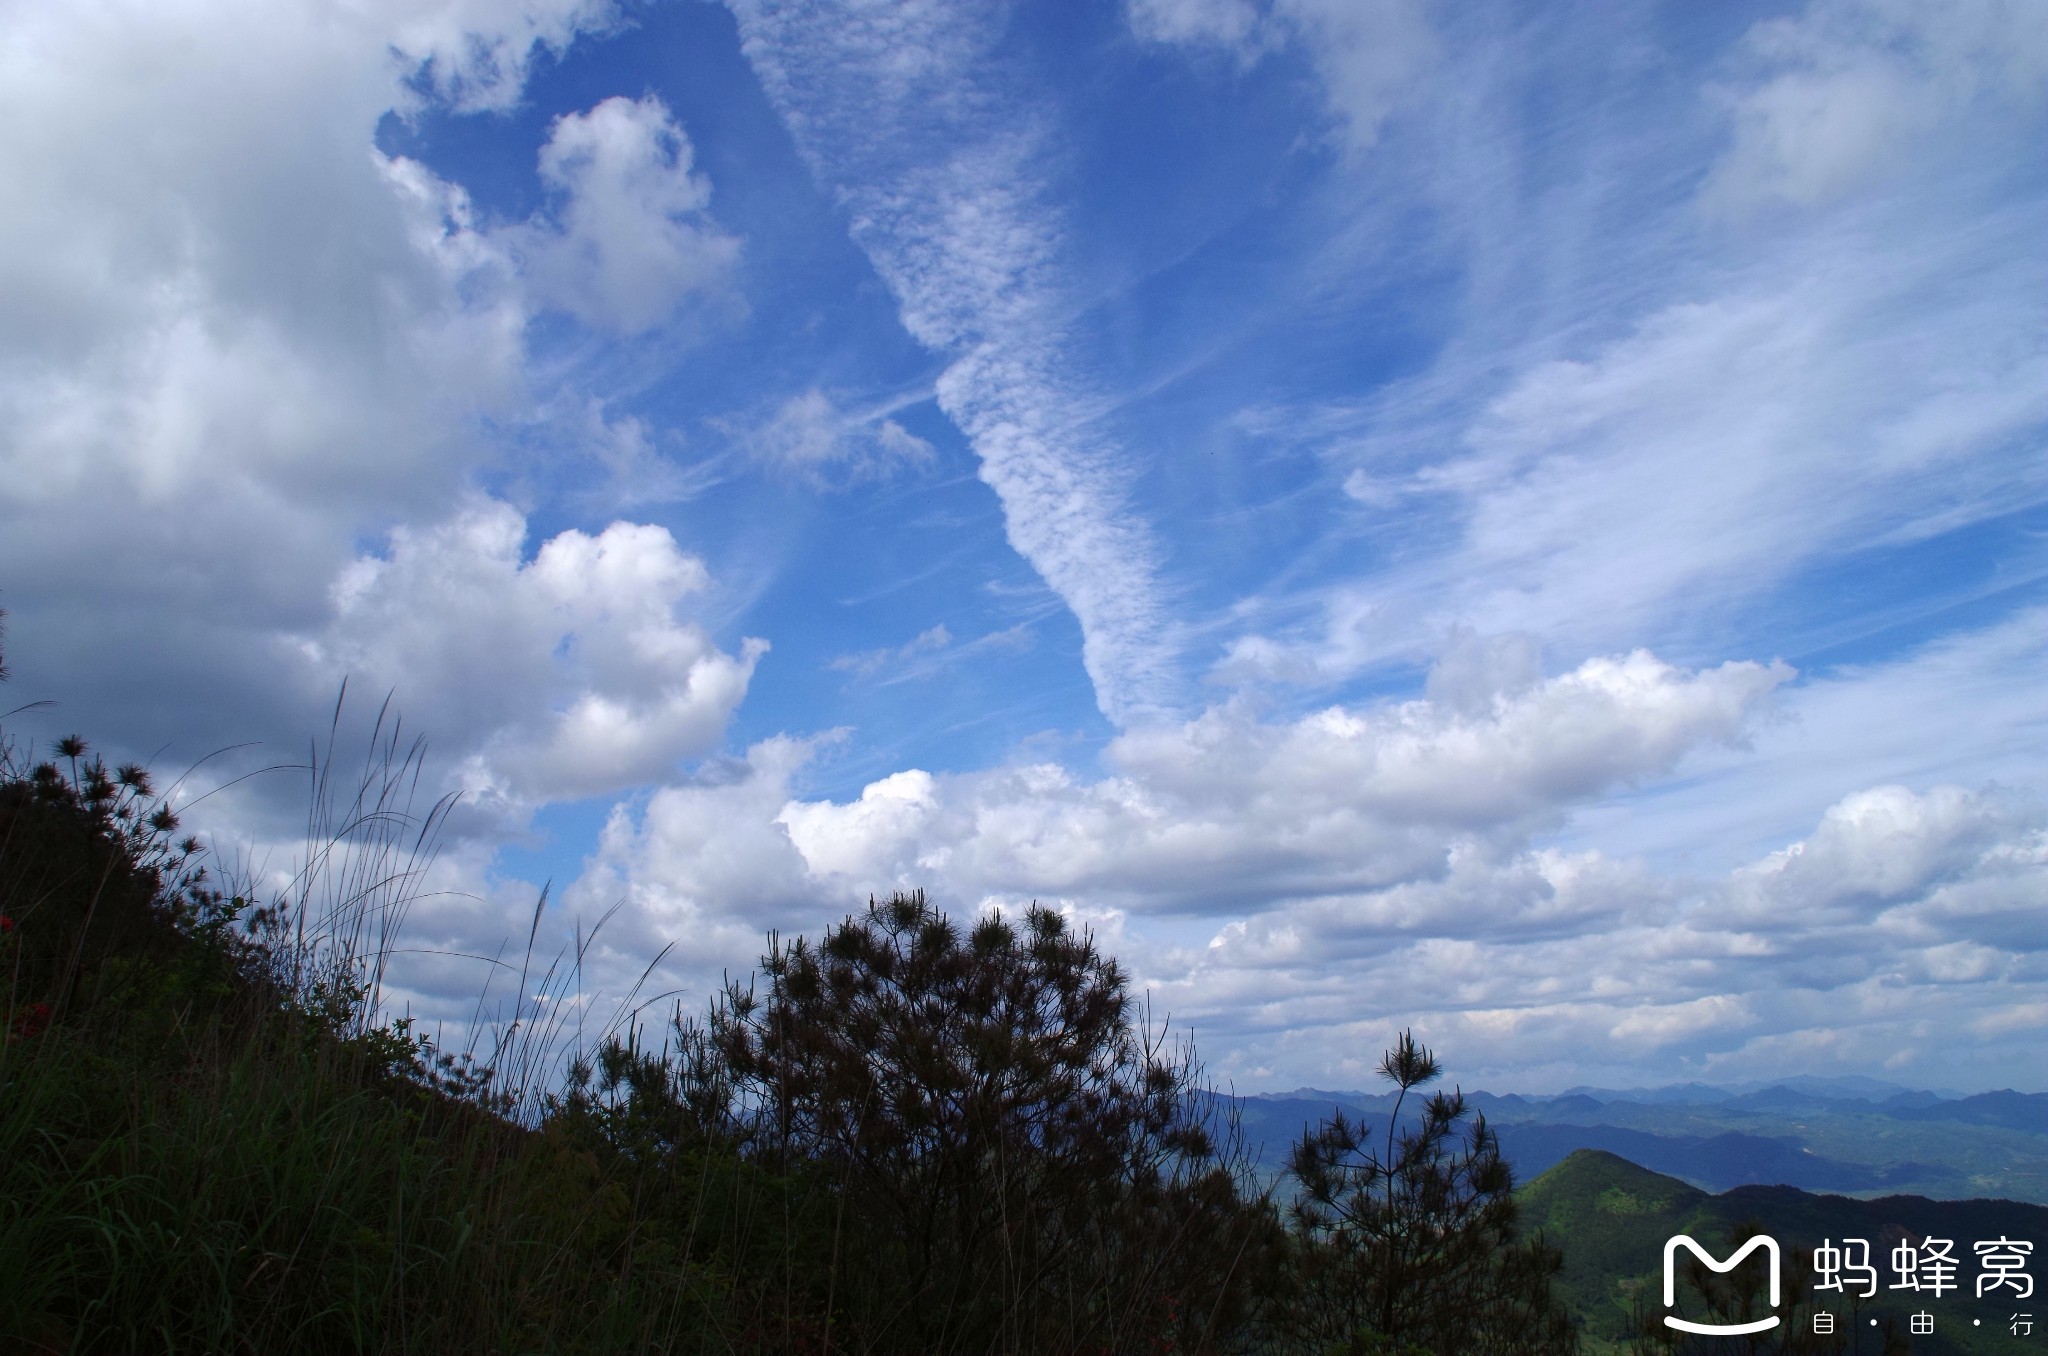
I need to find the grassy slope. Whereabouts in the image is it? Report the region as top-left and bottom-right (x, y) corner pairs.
(0, 760), (838, 1355)
(0, 729), (1276, 1356)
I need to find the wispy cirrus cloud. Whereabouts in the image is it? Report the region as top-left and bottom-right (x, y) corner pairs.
(1189, 0), (2048, 691)
(829, 624), (952, 680)
(740, 388), (935, 488)
(725, 0), (1180, 726)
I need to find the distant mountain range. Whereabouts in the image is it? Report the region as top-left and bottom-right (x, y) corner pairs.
(1557, 1075), (1969, 1104)
(1519, 1149), (2048, 1355)
(1219, 1081), (2048, 1204)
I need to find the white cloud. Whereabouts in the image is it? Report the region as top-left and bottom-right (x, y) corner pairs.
(1166, 774), (2047, 1090)
(0, 4), (529, 507)
(514, 95), (741, 335)
(591, 0), (2044, 1092)
(830, 624), (953, 679)
(564, 734), (838, 977)
(300, 499), (765, 809)
(1259, 210), (2048, 683)
(1549, 607), (2048, 876)
(1126, 0), (1438, 152)
(1126, 0), (1264, 51)
(0, 0), (601, 788)
(572, 646), (1789, 1052)
(794, 649), (1782, 909)
(1103, 651), (1788, 849)
(1194, 0), (2048, 712)
(1725, 785), (2019, 923)
(1273, 0), (1438, 152)
(1705, 0), (2048, 214)
(780, 768), (939, 880)
(1422, 628), (1544, 716)
(743, 388), (936, 487)
(571, 634), (2044, 1089)
(0, 1), (751, 825)
(384, 0), (623, 113)
(8, 0), (2042, 1099)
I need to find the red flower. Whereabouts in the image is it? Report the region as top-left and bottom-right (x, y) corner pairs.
(0, 914), (14, 933)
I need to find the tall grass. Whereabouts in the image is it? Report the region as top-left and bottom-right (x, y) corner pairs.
(0, 695), (829, 1355)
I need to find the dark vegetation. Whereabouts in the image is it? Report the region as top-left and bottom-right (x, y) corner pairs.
(0, 614), (1577, 1354)
(1284, 1034), (1578, 1354)
(1230, 1088), (2048, 1206)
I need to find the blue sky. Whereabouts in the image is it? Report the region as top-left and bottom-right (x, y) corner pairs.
(2, 0), (2044, 1092)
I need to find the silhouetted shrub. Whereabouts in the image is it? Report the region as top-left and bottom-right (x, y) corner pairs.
(584, 890), (1282, 1354)
(1282, 1031), (1577, 1355)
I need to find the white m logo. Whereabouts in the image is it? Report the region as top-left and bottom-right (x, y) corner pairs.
(1662, 1234), (1782, 1336)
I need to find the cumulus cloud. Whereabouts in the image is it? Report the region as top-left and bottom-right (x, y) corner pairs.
(1723, 785), (2020, 924)
(750, 649), (1783, 911)
(0, 3), (527, 507)
(514, 94), (741, 335)
(0, 0), (593, 778)
(564, 734), (837, 977)
(299, 499), (765, 810)
(1423, 629), (1544, 716)
(569, 646), (1786, 1033)
(566, 626), (2043, 1089)
(1173, 779), (2048, 1090)
(0, 0), (746, 811)
(780, 768), (940, 880)
(743, 388), (936, 487)
(1530, 606), (2048, 885)
(1203, 845), (1662, 966)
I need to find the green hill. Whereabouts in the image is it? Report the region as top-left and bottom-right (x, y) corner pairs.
(1519, 1150), (1717, 1343)
(1521, 1149), (2048, 1354)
